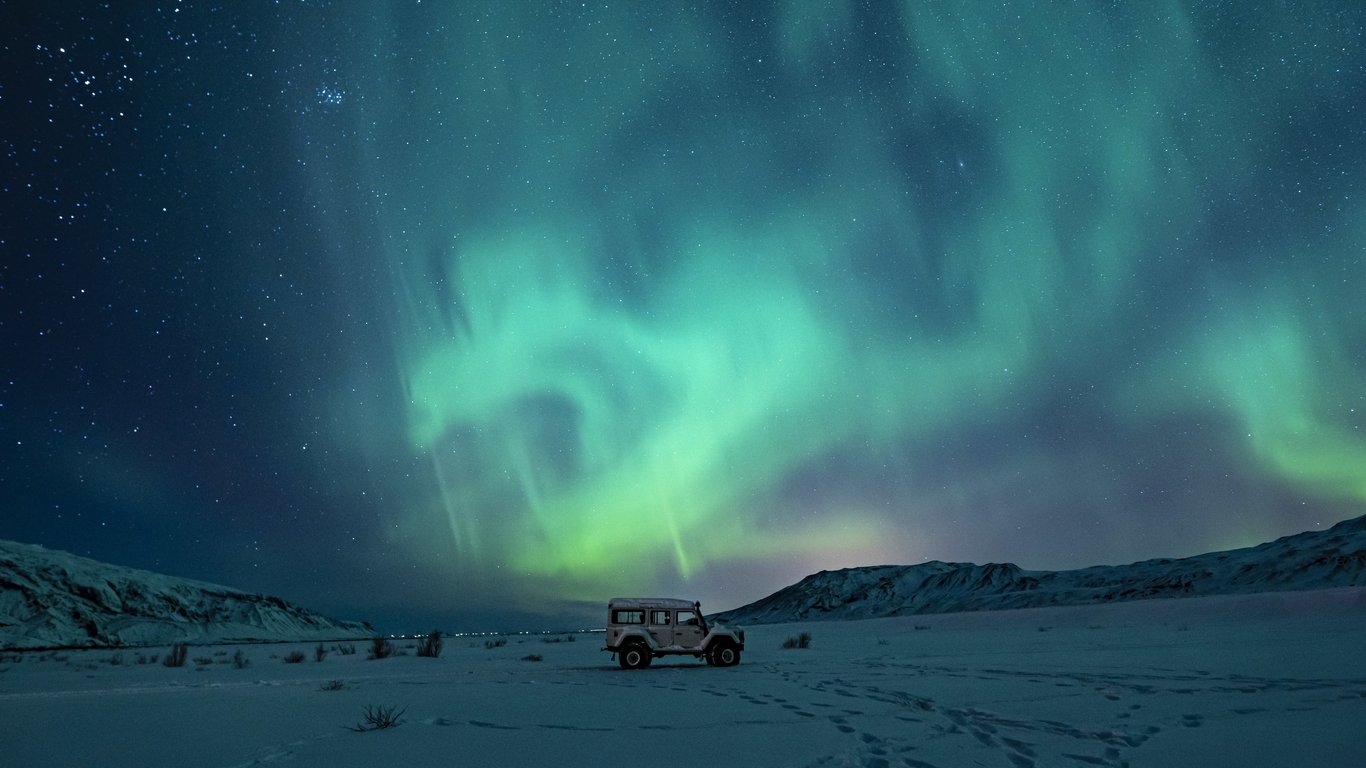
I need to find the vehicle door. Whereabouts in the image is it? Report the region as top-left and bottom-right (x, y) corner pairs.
(673, 609), (704, 649)
(647, 609), (673, 647)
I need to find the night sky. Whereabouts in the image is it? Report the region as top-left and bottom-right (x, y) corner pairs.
(4, 1), (1365, 632)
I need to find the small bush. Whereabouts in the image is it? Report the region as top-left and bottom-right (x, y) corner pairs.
(320, 679), (347, 691)
(283, 651), (307, 664)
(164, 644), (189, 668)
(315, 644), (328, 662)
(781, 632), (812, 650)
(368, 637), (394, 660)
(335, 643), (357, 656)
(232, 649), (250, 669)
(417, 630), (443, 658)
(108, 653), (124, 666)
(483, 637), (507, 650)
(521, 654), (543, 662)
(349, 704), (406, 732)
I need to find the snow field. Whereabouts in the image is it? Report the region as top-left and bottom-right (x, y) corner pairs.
(2, 588), (1364, 768)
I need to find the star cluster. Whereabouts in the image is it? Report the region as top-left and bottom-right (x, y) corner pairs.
(3, 2), (1365, 631)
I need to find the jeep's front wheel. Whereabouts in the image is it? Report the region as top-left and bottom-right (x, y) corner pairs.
(618, 642), (651, 670)
(709, 641), (740, 667)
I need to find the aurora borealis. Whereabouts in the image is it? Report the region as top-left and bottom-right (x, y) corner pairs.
(4, 2), (1366, 630)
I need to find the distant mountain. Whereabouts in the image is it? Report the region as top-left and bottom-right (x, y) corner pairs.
(0, 540), (373, 649)
(714, 514), (1366, 625)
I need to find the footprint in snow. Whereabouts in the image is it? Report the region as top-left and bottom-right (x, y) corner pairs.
(468, 720), (520, 730)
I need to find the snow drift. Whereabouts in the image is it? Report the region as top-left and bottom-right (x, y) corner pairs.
(715, 513), (1366, 624)
(0, 540), (372, 649)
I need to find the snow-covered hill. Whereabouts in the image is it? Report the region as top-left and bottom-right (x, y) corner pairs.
(715, 513), (1366, 625)
(0, 540), (373, 649)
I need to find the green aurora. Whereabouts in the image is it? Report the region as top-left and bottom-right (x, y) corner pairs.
(313, 0), (1366, 606)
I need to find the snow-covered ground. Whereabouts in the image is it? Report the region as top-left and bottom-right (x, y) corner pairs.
(3, 588), (1363, 768)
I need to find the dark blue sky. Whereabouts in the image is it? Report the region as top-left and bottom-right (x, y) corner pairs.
(4, 1), (1365, 632)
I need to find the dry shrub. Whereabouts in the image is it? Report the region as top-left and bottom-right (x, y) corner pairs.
(163, 643), (189, 668)
(368, 637), (394, 660)
(416, 630), (443, 658)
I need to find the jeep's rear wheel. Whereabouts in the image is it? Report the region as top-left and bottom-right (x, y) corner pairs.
(618, 642), (651, 670)
(709, 642), (740, 667)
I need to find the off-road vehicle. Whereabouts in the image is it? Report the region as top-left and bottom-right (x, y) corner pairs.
(603, 598), (745, 669)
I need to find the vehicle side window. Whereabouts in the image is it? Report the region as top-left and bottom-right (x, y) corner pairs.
(676, 610), (698, 627)
(612, 610), (644, 625)
(650, 610), (670, 625)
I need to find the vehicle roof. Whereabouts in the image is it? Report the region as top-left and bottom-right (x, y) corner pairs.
(608, 597), (697, 610)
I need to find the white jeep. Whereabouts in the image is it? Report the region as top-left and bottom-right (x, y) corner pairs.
(603, 598), (745, 669)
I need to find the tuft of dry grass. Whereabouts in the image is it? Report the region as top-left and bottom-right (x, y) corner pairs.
(348, 704), (405, 731)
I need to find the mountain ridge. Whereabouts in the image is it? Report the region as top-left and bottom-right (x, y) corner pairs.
(1, 539), (373, 649)
(714, 514), (1366, 625)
